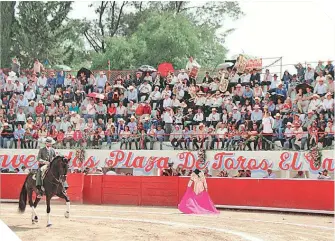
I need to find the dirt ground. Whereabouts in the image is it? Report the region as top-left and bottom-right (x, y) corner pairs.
(0, 203), (333, 241)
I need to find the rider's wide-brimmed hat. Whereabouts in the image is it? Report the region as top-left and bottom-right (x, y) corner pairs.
(45, 137), (56, 144)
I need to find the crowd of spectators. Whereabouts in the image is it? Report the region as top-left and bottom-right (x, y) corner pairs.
(0, 57), (334, 151)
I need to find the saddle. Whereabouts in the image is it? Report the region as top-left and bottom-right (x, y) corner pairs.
(32, 166), (50, 181)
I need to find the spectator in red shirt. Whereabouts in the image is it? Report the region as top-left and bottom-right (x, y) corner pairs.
(142, 101), (152, 115)
(35, 100), (45, 117)
(73, 128), (85, 147)
(107, 103), (116, 122)
(135, 102), (144, 116)
(56, 129), (65, 148)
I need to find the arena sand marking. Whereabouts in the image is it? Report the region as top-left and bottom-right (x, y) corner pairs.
(37, 206), (335, 231)
(2, 205), (333, 231)
(51, 214), (264, 241)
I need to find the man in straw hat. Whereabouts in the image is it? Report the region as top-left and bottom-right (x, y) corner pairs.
(36, 137), (56, 196)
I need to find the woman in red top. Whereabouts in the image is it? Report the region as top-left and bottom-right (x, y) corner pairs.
(35, 100), (45, 117)
(107, 103), (116, 122)
(56, 130), (65, 148)
(49, 125), (58, 140)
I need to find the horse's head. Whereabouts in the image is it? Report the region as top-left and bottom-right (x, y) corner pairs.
(51, 155), (70, 182)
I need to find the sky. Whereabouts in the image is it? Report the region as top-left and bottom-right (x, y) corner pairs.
(69, 0), (335, 75)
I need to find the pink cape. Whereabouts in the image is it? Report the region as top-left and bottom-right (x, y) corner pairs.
(178, 187), (220, 214)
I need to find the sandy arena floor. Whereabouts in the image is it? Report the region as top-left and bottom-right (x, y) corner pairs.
(0, 203), (333, 241)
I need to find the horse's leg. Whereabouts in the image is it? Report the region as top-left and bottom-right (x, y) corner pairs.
(33, 196), (41, 223)
(46, 195), (52, 227)
(27, 189), (37, 224)
(57, 191), (70, 218)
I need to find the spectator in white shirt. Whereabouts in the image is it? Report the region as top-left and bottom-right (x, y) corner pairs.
(207, 108), (220, 127)
(308, 94), (322, 113)
(149, 86), (161, 108)
(323, 92), (334, 118)
(162, 95), (172, 109)
(116, 101), (127, 119)
(162, 108), (173, 138)
(317, 169), (331, 180)
(232, 106), (241, 123)
(16, 108), (26, 126)
(193, 108), (204, 124)
(96, 71), (107, 93)
(263, 168), (276, 178)
(177, 69), (189, 82)
(13, 80), (24, 93)
(304, 65), (315, 84)
(17, 94), (29, 111)
(126, 86), (138, 103)
(138, 80), (152, 101)
(37, 73), (48, 94)
(33, 59), (44, 74)
(241, 69), (251, 84)
(24, 86), (35, 101)
(270, 74), (281, 89)
(314, 78), (328, 96)
(251, 105), (263, 125)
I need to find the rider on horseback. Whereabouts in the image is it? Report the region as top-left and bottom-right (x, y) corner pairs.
(36, 137), (56, 197)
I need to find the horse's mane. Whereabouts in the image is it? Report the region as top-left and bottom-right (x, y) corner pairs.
(50, 156), (64, 169)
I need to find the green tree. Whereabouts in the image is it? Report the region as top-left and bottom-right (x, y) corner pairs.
(91, 13), (227, 70)
(85, 1), (243, 54)
(11, 2), (85, 68)
(0, 1), (16, 68)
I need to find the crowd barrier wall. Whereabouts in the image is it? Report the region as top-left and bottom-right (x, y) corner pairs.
(1, 174), (333, 212)
(0, 173), (84, 203)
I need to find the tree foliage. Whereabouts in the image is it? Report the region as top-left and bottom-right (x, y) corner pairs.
(0, 1), (16, 68)
(88, 1), (242, 70)
(91, 13), (227, 70)
(10, 2), (87, 68)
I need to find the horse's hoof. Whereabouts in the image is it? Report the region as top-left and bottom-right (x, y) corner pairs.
(32, 220), (35, 225)
(34, 216), (38, 222)
(46, 224), (52, 227)
(64, 211), (69, 218)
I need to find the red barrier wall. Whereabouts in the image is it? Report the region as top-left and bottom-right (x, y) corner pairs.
(0, 174), (28, 200)
(1, 174), (334, 212)
(0, 173), (84, 202)
(83, 175), (102, 204)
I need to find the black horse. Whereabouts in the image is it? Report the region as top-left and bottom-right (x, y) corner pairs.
(18, 156), (70, 227)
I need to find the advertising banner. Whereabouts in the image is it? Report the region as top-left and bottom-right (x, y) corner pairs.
(0, 149), (333, 174)
(235, 54), (262, 73)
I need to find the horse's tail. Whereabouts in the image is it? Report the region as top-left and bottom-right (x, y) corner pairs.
(18, 175), (29, 213)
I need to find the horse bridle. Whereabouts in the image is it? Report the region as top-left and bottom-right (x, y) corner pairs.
(45, 157), (68, 186)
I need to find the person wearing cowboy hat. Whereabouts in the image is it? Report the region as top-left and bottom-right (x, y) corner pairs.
(275, 82), (287, 98)
(194, 91), (206, 107)
(4, 72), (16, 97)
(36, 136), (56, 196)
(322, 92), (334, 119)
(149, 85), (161, 108)
(0, 122), (14, 148)
(304, 65), (315, 84)
(96, 71), (107, 93)
(308, 94), (322, 113)
(314, 76), (328, 97)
